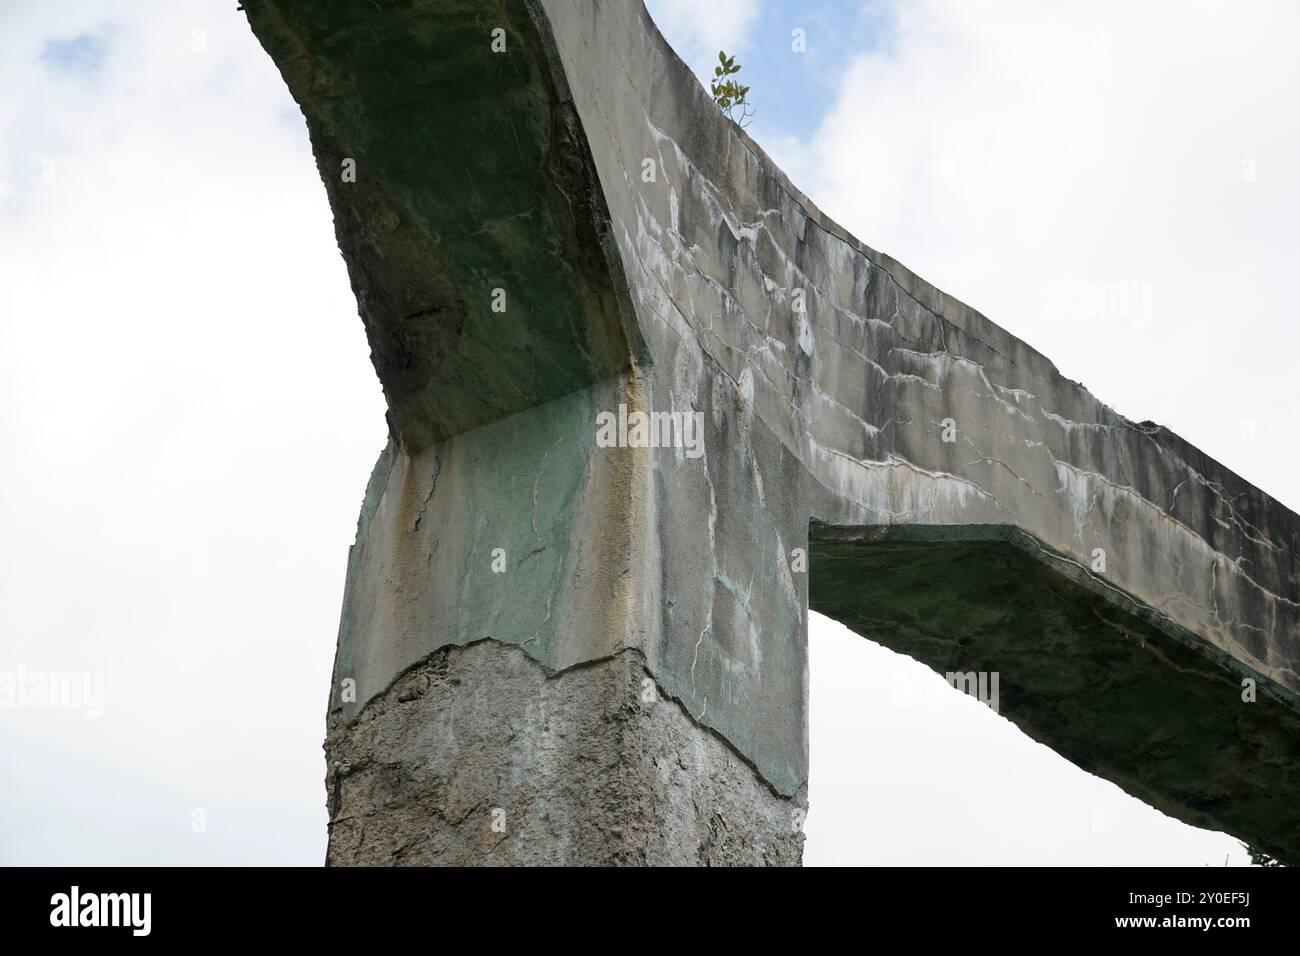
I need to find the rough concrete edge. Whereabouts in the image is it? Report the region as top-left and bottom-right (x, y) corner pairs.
(522, 0), (651, 371)
(334, 635), (801, 806)
(327, 439), (396, 716)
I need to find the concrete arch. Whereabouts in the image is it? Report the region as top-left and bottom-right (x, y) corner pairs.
(243, 0), (1299, 863)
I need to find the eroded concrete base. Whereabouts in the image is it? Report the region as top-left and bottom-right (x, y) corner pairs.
(325, 640), (805, 865)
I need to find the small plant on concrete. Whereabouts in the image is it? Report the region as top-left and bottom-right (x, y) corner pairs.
(710, 50), (753, 128)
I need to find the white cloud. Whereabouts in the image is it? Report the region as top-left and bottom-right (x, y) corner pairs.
(0, 1), (384, 864)
(645, 0), (763, 85)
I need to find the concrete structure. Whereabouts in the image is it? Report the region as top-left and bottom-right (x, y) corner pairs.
(244, 0), (1300, 865)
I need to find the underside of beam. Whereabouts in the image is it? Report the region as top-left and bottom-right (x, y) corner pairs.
(810, 523), (1300, 862)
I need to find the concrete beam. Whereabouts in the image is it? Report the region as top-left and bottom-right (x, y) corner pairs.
(244, 0), (1300, 864)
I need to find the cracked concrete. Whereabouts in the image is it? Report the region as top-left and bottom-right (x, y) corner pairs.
(244, 0), (1300, 864)
(326, 640), (804, 866)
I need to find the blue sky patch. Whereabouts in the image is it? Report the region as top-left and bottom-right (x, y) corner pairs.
(40, 32), (110, 79)
(738, 0), (895, 141)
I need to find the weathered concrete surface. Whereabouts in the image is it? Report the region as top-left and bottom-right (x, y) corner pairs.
(326, 640), (804, 865)
(245, 0), (1300, 864)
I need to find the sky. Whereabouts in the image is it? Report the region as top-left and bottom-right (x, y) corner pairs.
(2, 0), (1295, 866)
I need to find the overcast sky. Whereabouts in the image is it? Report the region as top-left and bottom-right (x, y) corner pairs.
(3, 0), (1295, 865)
